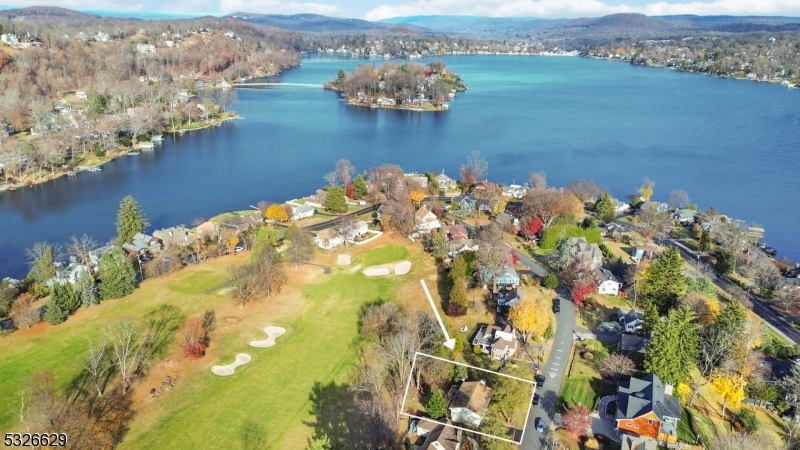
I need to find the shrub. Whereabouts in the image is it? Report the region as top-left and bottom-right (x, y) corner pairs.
(447, 302), (467, 317)
(426, 390), (447, 420)
(473, 344), (482, 355)
(180, 316), (208, 359)
(736, 408), (759, 433)
(543, 274), (559, 289)
(584, 438), (600, 450)
(583, 352), (594, 361)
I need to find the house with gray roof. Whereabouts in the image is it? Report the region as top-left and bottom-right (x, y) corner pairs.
(434, 170), (458, 191)
(671, 209), (697, 224)
(639, 201), (668, 214)
(121, 233), (161, 255)
(615, 374), (681, 448)
(153, 226), (196, 249)
(472, 323), (518, 360)
(568, 237), (604, 269)
(289, 203), (315, 221)
(451, 194), (476, 217)
(412, 418), (461, 450)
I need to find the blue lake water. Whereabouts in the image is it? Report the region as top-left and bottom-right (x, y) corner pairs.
(1, 55), (798, 278)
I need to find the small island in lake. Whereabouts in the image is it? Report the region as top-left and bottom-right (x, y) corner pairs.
(325, 61), (466, 111)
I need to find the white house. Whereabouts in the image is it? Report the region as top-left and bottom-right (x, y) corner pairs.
(75, 91), (89, 100)
(598, 268), (623, 296)
(671, 209), (697, 224)
(224, 31), (236, 39)
(448, 380), (493, 428)
(164, 40), (175, 48)
(1, 34), (20, 46)
(502, 184), (527, 199)
(448, 239), (479, 258)
(614, 199), (630, 213)
(136, 43), (156, 54)
(94, 31), (111, 42)
(618, 309), (644, 333)
(289, 204), (315, 221)
(314, 229), (344, 250)
(345, 220), (369, 241)
(415, 205), (441, 233)
(434, 170), (458, 191)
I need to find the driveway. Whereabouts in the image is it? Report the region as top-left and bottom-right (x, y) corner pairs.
(590, 415), (620, 442)
(520, 283), (577, 450)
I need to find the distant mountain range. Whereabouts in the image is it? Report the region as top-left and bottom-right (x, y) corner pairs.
(225, 13), (427, 33)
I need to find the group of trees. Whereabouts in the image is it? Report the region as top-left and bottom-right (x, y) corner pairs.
(227, 245), (287, 307)
(446, 252), (474, 316)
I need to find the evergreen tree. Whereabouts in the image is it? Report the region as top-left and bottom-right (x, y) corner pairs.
(76, 271), (99, 307)
(431, 228), (449, 261)
(644, 308), (699, 385)
(99, 247), (137, 300)
(595, 192), (616, 223)
(699, 229), (711, 252)
(553, 237), (575, 272)
(52, 282), (81, 314)
(640, 247), (687, 314)
(715, 300), (747, 335)
(27, 245), (56, 283)
(116, 195), (149, 245)
(449, 279), (468, 306)
(426, 390), (447, 420)
(453, 364), (468, 382)
(353, 174), (367, 200)
(715, 250), (734, 275)
(44, 295), (69, 325)
(642, 303), (660, 335)
(324, 186), (347, 213)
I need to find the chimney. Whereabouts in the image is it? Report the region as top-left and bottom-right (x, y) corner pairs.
(480, 379), (486, 385)
(664, 383), (674, 396)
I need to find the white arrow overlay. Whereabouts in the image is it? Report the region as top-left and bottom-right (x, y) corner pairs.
(420, 279), (456, 350)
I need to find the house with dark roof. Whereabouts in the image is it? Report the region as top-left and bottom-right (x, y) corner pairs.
(411, 418), (461, 450)
(617, 333), (648, 357)
(445, 224), (469, 241)
(448, 380), (493, 427)
(598, 268), (623, 296)
(451, 195), (476, 217)
(618, 309), (644, 333)
(568, 237), (604, 269)
(494, 287), (521, 309)
(615, 374), (681, 449)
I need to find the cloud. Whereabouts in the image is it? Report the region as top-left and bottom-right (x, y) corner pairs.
(364, 0), (800, 21)
(219, 0), (344, 15)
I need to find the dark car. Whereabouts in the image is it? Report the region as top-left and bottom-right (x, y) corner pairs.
(553, 302), (560, 313)
(532, 393), (540, 406)
(535, 417), (546, 432)
(535, 374), (545, 388)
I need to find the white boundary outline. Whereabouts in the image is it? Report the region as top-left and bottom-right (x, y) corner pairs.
(400, 351), (537, 444)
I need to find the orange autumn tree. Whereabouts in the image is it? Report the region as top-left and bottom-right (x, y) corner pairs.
(265, 204), (289, 222)
(409, 189), (425, 206)
(508, 296), (550, 343)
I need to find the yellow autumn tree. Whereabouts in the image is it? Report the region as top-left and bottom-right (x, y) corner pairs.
(508, 296), (550, 343)
(492, 197), (508, 216)
(638, 177), (655, 201)
(712, 373), (746, 419)
(675, 382), (692, 403)
(702, 299), (721, 326)
(409, 189), (425, 206)
(265, 204), (289, 222)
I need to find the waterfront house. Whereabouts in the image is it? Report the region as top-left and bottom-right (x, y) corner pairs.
(195, 221), (219, 240)
(289, 204), (315, 221)
(448, 239), (479, 258)
(473, 323), (518, 360)
(618, 308), (644, 333)
(501, 184), (527, 199)
(614, 199), (630, 214)
(448, 380), (494, 427)
(376, 96), (396, 107)
(598, 268), (623, 296)
(415, 205), (441, 233)
(153, 226), (196, 249)
(122, 233), (161, 255)
(470, 180), (493, 194)
(314, 228), (344, 250)
(615, 374), (681, 448)
(568, 237), (604, 270)
(639, 201), (669, 214)
(411, 418), (460, 450)
(222, 212), (262, 234)
(671, 209), (697, 224)
(434, 170), (458, 191)
(445, 224), (469, 241)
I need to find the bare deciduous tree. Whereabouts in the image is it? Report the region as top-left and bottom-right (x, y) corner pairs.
(84, 339), (111, 397)
(522, 189), (575, 228)
(599, 353), (635, 386)
(105, 321), (151, 394)
(334, 159), (356, 187)
(458, 151), (488, 188)
(668, 189), (691, 209)
(323, 171), (340, 188)
(284, 225), (314, 270)
(565, 179), (599, 203)
(228, 263), (260, 307)
(528, 171), (547, 190)
(68, 234), (98, 271)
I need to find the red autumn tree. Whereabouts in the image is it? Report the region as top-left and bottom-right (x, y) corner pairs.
(562, 404), (592, 436)
(520, 217), (544, 241)
(509, 251), (521, 265)
(180, 316), (207, 359)
(345, 181), (356, 200)
(571, 283), (595, 307)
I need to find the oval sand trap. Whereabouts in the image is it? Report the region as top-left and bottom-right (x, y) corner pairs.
(364, 267), (391, 276)
(249, 326), (287, 348)
(211, 353), (251, 376)
(394, 261), (412, 275)
(337, 254), (351, 266)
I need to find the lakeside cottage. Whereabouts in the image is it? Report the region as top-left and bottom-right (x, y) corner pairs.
(434, 170), (458, 191)
(153, 226), (196, 249)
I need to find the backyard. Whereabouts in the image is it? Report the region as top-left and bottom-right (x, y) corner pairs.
(559, 341), (616, 411)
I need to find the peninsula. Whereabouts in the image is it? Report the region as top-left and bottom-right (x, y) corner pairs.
(325, 61), (466, 111)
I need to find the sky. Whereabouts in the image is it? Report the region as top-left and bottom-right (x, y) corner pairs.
(1, 0), (800, 21)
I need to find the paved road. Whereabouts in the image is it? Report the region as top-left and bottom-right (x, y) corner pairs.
(519, 284), (577, 450)
(665, 239), (800, 345)
(302, 204), (379, 232)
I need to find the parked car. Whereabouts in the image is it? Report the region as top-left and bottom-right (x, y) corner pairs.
(553, 300), (560, 313)
(535, 417), (546, 432)
(532, 393), (540, 406)
(535, 374), (545, 389)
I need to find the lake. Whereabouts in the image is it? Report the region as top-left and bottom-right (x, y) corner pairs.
(1, 54), (799, 279)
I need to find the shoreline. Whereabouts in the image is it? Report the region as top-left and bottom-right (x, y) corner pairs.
(0, 114), (242, 193)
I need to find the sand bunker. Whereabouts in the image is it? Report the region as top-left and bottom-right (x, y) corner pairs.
(337, 254), (351, 266)
(394, 261), (412, 275)
(364, 267), (391, 276)
(211, 353), (251, 376)
(249, 326), (287, 348)
(363, 261), (412, 277)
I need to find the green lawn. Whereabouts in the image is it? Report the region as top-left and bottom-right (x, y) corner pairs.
(357, 245), (409, 266)
(678, 406), (719, 446)
(121, 261), (408, 449)
(559, 342), (615, 411)
(167, 269), (226, 295)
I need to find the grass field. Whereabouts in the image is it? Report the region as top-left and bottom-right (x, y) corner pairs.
(357, 245), (409, 266)
(559, 341), (614, 411)
(1, 234), (441, 449)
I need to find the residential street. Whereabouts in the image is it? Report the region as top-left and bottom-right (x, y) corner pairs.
(519, 283), (577, 450)
(665, 239), (800, 345)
